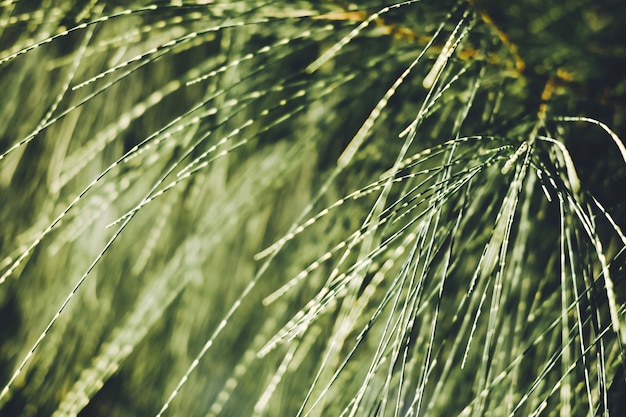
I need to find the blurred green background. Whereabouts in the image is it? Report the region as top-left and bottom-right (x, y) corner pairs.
(0, 1), (625, 416)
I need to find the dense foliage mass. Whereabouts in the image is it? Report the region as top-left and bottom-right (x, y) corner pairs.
(1, 1), (625, 416)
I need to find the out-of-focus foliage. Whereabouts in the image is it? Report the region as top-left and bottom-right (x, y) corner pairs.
(0, 1), (625, 416)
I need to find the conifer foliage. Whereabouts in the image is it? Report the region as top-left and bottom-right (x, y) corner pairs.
(1, 1), (625, 416)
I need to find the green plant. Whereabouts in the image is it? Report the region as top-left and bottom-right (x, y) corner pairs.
(1, 1), (625, 416)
